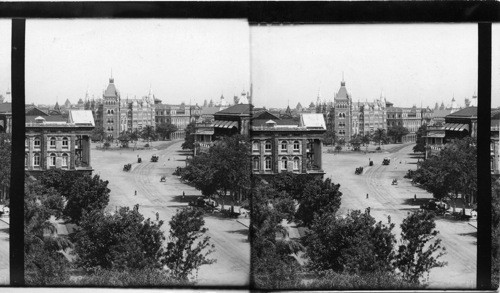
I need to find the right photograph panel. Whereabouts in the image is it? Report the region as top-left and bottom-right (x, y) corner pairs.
(250, 24), (478, 289)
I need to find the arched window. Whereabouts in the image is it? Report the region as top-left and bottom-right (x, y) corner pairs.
(62, 137), (69, 148)
(265, 157), (272, 170)
(49, 137), (56, 148)
(253, 157), (260, 170)
(293, 141), (300, 152)
(33, 153), (40, 166)
(111, 109), (114, 114)
(33, 137), (40, 148)
(107, 109), (111, 114)
(62, 153), (69, 167)
(281, 141), (287, 152)
(25, 154), (27, 167)
(281, 157), (288, 170)
(265, 140), (272, 152)
(252, 141), (260, 152)
(293, 157), (300, 171)
(49, 153), (56, 166)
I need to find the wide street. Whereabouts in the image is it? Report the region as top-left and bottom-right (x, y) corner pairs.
(91, 140), (250, 286)
(323, 143), (477, 289)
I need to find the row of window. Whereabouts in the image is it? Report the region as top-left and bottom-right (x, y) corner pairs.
(26, 137), (70, 149)
(27, 153), (69, 167)
(106, 109), (116, 114)
(252, 140), (301, 152)
(252, 156), (301, 171)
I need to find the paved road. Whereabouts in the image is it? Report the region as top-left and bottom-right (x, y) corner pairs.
(92, 141), (249, 286)
(0, 219), (8, 284)
(323, 144), (476, 289)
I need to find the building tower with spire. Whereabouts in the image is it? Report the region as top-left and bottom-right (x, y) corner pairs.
(99, 74), (121, 139)
(333, 78), (353, 141)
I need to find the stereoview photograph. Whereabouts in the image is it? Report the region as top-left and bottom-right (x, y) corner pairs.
(249, 24), (482, 289)
(23, 19), (250, 286)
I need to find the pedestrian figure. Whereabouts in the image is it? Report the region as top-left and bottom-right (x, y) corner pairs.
(366, 193), (369, 199)
(134, 204), (139, 212)
(182, 191), (185, 199)
(134, 190), (137, 196)
(156, 212), (159, 221)
(168, 158), (170, 161)
(366, 207), (371, 215)
(414, 194), (417, 202)
(388, 215), (391, 224)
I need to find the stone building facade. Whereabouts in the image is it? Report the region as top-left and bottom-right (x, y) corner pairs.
(25, 110), (95, 176)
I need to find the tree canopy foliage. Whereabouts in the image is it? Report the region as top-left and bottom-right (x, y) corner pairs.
(156, 122), (178, 140)
(411, 137), (477, 207)
(492, 179), (500, 289)
(182, 121), (196, 150)
(0, 133), (10, 192)
(141, 125), (157, 142)
(387, 125), (410, 143)
(413, 124), (427, 153)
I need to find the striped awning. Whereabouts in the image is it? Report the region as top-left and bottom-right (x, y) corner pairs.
(213, 120), (238, 129)
(444, 123), (469, 132)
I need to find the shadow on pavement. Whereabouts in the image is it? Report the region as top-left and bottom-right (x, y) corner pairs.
(402, 198), (430, 206)
(459, 231), (477, 237)
(0, 228), (8, 234)
(227, 228), (249, 237)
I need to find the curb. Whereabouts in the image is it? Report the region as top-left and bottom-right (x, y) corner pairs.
(0, 217), (9, 226)
(468, 221), (477, 229)
(236, 218), (249, 228)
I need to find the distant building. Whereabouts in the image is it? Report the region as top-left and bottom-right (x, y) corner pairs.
(98, 77), (121, 139)
(213, 104), (252, 138)
(120, 95), (155, 133)
(155, 103), (192, 139)
(25, 110), (95, 176)
(0, 102), (12, 134)
(356, 99), (387, 137)
(333, 80), (353, 141)
(251, 112), (326, 176)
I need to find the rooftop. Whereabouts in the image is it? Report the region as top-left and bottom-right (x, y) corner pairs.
(446, 106), (477, 118)
(0, 103), (11, 113)
(215, 104), (252, 116)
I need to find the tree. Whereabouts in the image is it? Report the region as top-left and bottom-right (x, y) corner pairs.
(372, 128), (388, 147)
(0, 133), (11, 199)
(323, 130), (336, 146)
(129, 129), (140, 149)
(117, 131), (130, 148)
(38, 169), (79, 200)
(181, 134), (250, 211)
(295, 177), (342, 227)
(413, 124), (427, 153)
(162, 208), (215, 281)
(156, 123), (178, 140)
(304, 210), (395, 274)
(91, 126), (105, 142)
(349, 134), (362, 151)
(24, 177), (71, 285)
(63, 173), (111, 224)
(182, 121), (196, 150)
(394, 210), (446, 284)
(412, 137), (477, 209)
(492, 179), (500, 288)
(387, 125), (410, 143)
(72, 207), (165, 272)
(141, 125), (156, 142)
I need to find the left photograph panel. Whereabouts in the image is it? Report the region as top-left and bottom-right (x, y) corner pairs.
(0, 19), (11, 285)
(24, 19), (250, 287)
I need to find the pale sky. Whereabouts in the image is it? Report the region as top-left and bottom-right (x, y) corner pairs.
(251, 24), (479, 109)
(0, 20), (11, 102)
(492, 24), (500, 108)
(26, 19), (250, 106)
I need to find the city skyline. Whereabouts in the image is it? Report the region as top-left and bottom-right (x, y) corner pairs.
(25, 19), (251, 106)
(251, 24), (480, 109)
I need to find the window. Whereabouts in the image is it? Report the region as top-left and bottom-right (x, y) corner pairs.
(25, 137), (28, 148)
(49, 137), (56, 148)
(49, 153), (56, 166)
(62, 137), (69, 148)
(25, 154), (27, 167)
(281, 141), (287, 152)
(265, 157), (272, 170)
(293, 141), (300, 152)
(265, 140), (272, 152)
(281, 157), (288, 170)
(33, 154), (40, 167)
(293, 157), (300, 170)
(253, 157), (259, 171)
(62, 153), (68, 167)
(252, 141), (259, 152)
(34, 137), (41, 148)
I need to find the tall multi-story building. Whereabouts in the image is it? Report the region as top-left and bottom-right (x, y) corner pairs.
(97, 76), (121, 139)
(357, 99), (387, 136)
(25, 110), (95, 177)
(155, 102), (192, 139)
(251, 112), (326, 176)
(333, 80), (353, 141)
(120, 95), (155, 133)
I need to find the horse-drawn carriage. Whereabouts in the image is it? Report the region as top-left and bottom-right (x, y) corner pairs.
(382, 158), (390, 165)
(355, 167), (363, 175)
(188, 197), (218, 213)
(160, 175), (166, 182)
(123, 163), (132, 171)
(391, 179), (398, 185)
(420, 199), (448, 215)
(151, 154), (159, 162)
(138, 157), (142, 163)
